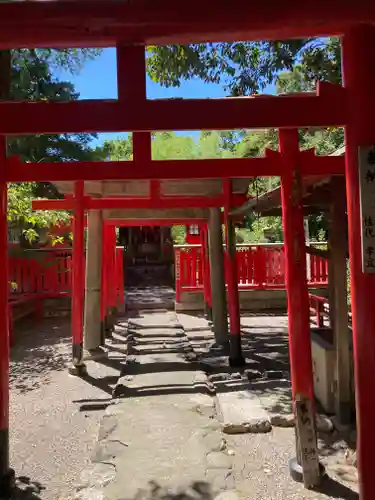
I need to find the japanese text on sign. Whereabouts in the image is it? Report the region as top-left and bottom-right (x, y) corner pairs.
(295, 395), (320, 488)
(359, 145), (375, 273)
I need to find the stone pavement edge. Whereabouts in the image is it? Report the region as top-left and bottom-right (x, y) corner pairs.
(71, 310), (237, 500)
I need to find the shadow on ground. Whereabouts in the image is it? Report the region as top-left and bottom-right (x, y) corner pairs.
(7, 475), (46, 499)
(128, 480), (219, 500)
(10, 318), (71, 394)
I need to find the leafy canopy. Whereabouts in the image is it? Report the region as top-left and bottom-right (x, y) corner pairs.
(7, 48), (103, 240)
(147, 38), (341, 95)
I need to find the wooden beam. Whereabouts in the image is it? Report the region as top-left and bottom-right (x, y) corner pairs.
(328, 177), (351, 425)
(32, 193), (247, 211)
(305, 245), (330, 259)
(6, 154), (345, 182)
(105, 219), (208, 226)
(0, 0), (374, 47)
(0, 88), (346, 136)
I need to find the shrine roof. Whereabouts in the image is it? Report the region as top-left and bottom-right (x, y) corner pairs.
(231, 147), (345, 217)
(53, 178), (251, 197)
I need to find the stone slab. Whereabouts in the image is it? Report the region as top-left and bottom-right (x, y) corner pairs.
(247, 379), (293, 418)
(216, 390), (271, 434)
(177, 313), (212, 331)
(129, 312), (181, 329)
(74, 310), (234, 500)
(128, 328), (186, 338)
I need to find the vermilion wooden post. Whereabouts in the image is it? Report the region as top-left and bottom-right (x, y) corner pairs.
(204, 226), (212, 318)
(200, 226), (212, 320)
(105, 226), (117, 338)
(0, 139), (13, 496)
(223, 181), (245, 367)
(175, 248), (182, 304)
(342, 25), (375, 500)
(0, 50), (15, 497)
(100, 222), (109, 344)
(279, 129), (321, 488)
(109, 227), (117, 309)
(116, 247), (125, 311)
(100, 221), (106, 344)
(69, 180), (87, 376)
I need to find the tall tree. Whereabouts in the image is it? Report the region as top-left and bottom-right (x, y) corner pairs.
(147, 38), (341, 96)
(7, 49), (103, 238)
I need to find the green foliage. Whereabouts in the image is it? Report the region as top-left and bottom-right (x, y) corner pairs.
(148, 38), (341, 95)
(7, 48), (102, 240)
(105, 50), (346, 245)
(34, 49), (102, 75)
(102, 135), (133, 160)
(8, 183), (71, 242)
(171, 225), (186, 245)
(153, 132), (196, 159)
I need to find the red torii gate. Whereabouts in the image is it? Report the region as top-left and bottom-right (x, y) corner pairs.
(0, 3), (372, 498)
(32, 185), (249, 359)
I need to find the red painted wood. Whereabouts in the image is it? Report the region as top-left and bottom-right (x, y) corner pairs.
(0, 0), (373, 48)
(8, 245), (327, 303)
(200, 228), (210, 307)
(108, 227), (117, 309)
(308, 294), (328, 327)
(32, 193), (248, 211)
(107, 218), (208, 227)
(0, 142), (8, 434)
(101, 223), (110, 321)
(116, 247), (125, 308)
(341, 25), (375, 499)
(174, 249), (182, 303)
(0, 90), (346, 136)
(174, 244), (328, 298)
(71, 181), (85, 354)
(280, 129), (315, 403)
(9, 155), (345, 183)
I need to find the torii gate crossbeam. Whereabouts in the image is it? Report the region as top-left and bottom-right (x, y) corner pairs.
(0, 0), (373, 47)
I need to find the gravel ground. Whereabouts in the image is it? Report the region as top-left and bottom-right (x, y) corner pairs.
(9, 318), (126, 500)
(178, 312), (359, 500)
(227, 429), (358, 500)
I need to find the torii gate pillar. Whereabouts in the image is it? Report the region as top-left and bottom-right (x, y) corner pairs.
(280, 129), (321, 488)
(68, 181), (87, 377)
(0, 51), (14, 496)
(342, 25), (375, 500)
(84, 209), (104, 354)
(208, 207), (229, 348)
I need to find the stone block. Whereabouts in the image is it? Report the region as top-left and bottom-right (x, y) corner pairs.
(270, 413), (295, 428)
(216, 391), (271, 434)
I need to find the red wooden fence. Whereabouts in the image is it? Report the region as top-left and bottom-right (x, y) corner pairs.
(174, 243), (328, 300)
(8, 247), (125, 313)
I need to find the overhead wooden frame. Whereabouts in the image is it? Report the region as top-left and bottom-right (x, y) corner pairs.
(0, 0), (373, 47)
(0, 83), (346, 135)
(6, 149), (345, 183)
(32, 193), (248, 211)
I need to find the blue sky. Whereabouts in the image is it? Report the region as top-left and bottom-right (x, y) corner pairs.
(54, 48), (275, 147)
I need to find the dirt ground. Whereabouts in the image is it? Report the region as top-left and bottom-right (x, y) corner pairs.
(9, 317), (126, 500)
(8, 309), (359, 500)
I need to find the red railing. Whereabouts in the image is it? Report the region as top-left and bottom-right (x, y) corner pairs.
(8, 246), (124, 311)
(9, 252), (72, 294)
(174, 243), (328, 300)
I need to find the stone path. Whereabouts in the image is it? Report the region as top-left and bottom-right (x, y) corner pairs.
(125, 286), (175, 311)
(178, 312), (359, 500)
(9, 317), (126, 500)
(71, 309), (359, 500)
(74, 310), (236, 500)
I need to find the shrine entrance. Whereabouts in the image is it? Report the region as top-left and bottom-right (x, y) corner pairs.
(2, 3), (375, 499)
(119, 225), (174, 287)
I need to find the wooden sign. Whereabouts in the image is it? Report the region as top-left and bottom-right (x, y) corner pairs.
(359, 145), (375, 273)
(295, 395), (320, 488)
